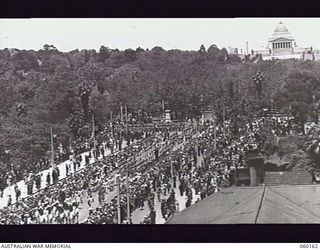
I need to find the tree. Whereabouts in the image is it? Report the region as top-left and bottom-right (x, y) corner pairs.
(136, 47), (145, 53)
(124, 49), (137, 62)
(274, 69), (319, 133)
(2, 44), (320, 181)
(199, 45), (206, 53)
(43, 44), (58, 52)
(290, 101), (309, 134)
(98, 46), (110, 62)
(252, 71), (265, 100)
(207, 44), (225, 62)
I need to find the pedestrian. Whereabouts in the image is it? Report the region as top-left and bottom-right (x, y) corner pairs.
(154, 148), (159, 161)
(175, 200), (179, 212)
(73, 162), (77, 173)
(14, 184), (21, 202)
(35, 175), (41, 190)
(46, 172), (51, 186)
(200, 189), (206, 200)
(150, 209), (156, 224)
(88, 195), (94, 208)
(162, 184), (167, 196)
(51, 171), (56, 184)
(7, 195), (12, 207)
(160, 200), (167, 219)
(85, 155), (90, 165)
(179, 182), (184, 196)
(156, 187), (161, 202)
(185, 198), (191, 208)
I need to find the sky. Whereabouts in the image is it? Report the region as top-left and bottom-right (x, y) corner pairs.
(1, 18), (320, 52)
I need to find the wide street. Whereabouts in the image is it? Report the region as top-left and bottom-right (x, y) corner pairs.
(0, 128), (195, 224)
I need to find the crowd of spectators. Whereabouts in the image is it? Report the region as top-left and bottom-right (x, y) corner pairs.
(0, 113), (296, 224)
(0, 124), (185, 224)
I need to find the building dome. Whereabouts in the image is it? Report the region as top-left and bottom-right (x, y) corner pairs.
(268, 21), (294, 41)
(274, 21), (289, 33)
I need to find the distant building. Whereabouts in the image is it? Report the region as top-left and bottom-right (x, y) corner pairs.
(228, 47), (238, 55)
(254, 21), (318, 61)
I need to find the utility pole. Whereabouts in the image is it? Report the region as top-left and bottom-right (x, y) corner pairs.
(222, 103), (226, 136)
(196, 128), (200, 168)
(110, 111), (114, 154)
(201, 112), (204, 126)
(50, 127), (55, 168)
(162, 99), (165, 121)
(116, 174), (121, 224)
(92, 113), (96, 151)
(120, 103), (123, 150)
(126, 164), (130, 222)
(170, 147), (174, 191)
(213, 115), (217, 150)
(120, 102), (124, 125)
(246, 41), (249, 55)
(125, 105), (128, 140)
(119, 127), (122, 151)
(201, 94), (204, 126)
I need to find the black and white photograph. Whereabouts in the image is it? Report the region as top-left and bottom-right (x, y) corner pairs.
(1, 18), (320, 228)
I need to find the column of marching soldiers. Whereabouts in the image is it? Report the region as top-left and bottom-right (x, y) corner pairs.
(0, 103), (291, 224)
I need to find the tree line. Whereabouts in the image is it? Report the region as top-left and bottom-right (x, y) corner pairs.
(1, 44), (320, 173)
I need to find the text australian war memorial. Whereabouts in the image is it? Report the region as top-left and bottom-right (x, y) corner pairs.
(2, 20), (320, 224)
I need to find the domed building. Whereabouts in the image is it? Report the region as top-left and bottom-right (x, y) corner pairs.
(254, 21), (317, 60)
(268, 21), (296, 54)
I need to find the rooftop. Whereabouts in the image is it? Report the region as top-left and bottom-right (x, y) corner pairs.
(264, 171), (313, 185)
(167, 184), (320, 224)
